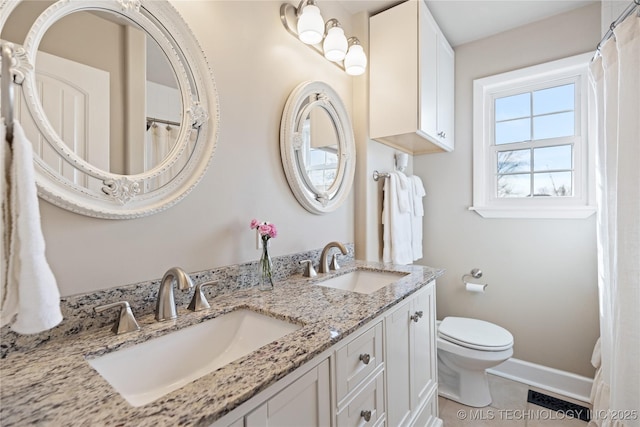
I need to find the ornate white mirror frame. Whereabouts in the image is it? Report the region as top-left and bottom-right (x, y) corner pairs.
(280, 81), (355, 215)
(0, 0), (219, 219)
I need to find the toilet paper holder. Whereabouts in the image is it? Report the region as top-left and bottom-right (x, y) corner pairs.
(462, 268), (483, 282)
(462, 268), (488, 292)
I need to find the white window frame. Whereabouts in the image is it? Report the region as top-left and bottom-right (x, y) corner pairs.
(471, 53), (596, 219)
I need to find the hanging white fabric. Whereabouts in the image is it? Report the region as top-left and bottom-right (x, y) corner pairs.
(588, 12), (640, 427)
(1, 121), (62, 334)
(144, 123), (181, 191)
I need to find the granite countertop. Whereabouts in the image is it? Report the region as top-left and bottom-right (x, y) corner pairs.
(0, 261), (442, 426)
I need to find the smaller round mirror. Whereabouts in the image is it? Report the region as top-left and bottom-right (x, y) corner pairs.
(280, 81), (355, 214)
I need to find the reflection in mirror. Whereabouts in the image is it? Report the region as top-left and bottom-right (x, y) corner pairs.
(280, 81), (355, 215)
(0, 0), (218, 218)
(32, 9), (182, 177)
(299, 104), (339, 193)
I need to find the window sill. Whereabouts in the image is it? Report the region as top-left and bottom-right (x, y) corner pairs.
(469, 205), (596, 219)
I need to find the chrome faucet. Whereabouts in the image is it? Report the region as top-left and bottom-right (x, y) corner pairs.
(319, 241), (348, 273)
(155, 267), (194, 321)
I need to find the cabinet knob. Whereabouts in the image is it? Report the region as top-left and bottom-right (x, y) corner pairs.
(361, 410), (372, 422)
(359, 353), (371, 365)
(410, 310), (424, 323)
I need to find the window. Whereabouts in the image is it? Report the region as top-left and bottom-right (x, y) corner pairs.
(471, 53), (595, 218)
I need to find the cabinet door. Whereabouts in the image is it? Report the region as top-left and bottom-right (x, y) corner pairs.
(384, 299), (413, 427)
(436, 35), (455, 150)
(411, 393), (442, 427)
(245, 359), (330, 427)
(410, 285), (437, 408)
(419, 0), (438, 140)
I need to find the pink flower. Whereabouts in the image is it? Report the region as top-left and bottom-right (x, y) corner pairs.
(251, 219), (278, 239)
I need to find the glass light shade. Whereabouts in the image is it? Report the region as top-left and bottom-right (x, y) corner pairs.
(323, 26), (348, 62)
(344, 44), (367, 76)
(297, 4), (324, 45)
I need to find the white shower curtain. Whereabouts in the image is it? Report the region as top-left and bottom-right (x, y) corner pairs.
(144, 123), (180, 191)
(588, 12), (639, 427)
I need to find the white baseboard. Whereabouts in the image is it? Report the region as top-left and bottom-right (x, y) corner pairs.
(487, 358), (593, 404)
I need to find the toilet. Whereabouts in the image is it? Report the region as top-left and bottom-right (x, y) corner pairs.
(437, 317), (514, 407)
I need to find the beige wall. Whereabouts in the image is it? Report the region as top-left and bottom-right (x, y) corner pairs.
(17, 1), (356, 296)
(414, 3), (601, 378)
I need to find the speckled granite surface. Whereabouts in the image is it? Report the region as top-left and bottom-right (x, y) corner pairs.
(0, 256), (442, 427)
(0, 245), (354, 358)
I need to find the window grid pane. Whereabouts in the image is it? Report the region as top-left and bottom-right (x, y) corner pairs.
(494, 83), (576, 146)
(533, 83), (575, 115)
(496, 144), (573, 199)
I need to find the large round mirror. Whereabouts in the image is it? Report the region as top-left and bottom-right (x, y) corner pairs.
(0, 0), (218, 219)
(280, 81), (355, 214)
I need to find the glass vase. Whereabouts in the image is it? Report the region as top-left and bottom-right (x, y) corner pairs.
(257, 238), (274, 291)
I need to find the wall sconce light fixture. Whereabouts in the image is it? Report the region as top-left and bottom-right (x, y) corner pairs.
(280, 0), (367, 76)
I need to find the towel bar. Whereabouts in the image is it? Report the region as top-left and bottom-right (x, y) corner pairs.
(373, 170), (391, 181)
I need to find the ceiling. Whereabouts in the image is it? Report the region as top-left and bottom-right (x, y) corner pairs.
(338, 0), (598, 46)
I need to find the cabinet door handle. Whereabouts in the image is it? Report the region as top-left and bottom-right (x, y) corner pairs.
(359, 353), (371, 365)
(410, 311), (424, 322)
(438, 131), (446, 138)
(361, 410), (372, 422)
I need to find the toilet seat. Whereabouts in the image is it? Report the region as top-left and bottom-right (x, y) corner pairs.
(439, 317), (513, 351)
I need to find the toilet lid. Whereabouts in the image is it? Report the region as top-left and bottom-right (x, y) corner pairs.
(439, 317), (513, 351)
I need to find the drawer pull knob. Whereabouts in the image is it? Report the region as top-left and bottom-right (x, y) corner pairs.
(359, 353), (371, 365)
(410, 310), (424, 322)
(361, 410), (372, 422)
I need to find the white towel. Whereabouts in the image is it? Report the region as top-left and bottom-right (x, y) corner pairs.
(1, 120), (62, 334)
(382, 172), (413, 265)
(409, 175), (426, 261)
(1, 121), (10, 321)
(395, 171), (411, 213)
(410, 175), (426, 217)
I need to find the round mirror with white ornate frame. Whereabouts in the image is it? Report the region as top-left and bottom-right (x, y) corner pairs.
(0, 0), (219, 219)
(280, 81), (355, 215)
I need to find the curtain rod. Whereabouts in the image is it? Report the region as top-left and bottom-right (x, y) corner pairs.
(596, 0), (640, 52)
(146, 117), (181, 130)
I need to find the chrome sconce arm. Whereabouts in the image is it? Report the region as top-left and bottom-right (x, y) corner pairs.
(280, 1), (367, 75)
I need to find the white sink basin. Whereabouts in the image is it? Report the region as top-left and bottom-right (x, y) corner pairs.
(87, 309), (301, 407)
(315, 269), (408, 294)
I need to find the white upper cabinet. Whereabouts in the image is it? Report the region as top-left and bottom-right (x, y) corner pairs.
(370, 0), (455, 154)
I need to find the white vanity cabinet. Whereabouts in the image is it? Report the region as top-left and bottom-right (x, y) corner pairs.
(385, 284), (441, 427)
(216, 281), (440, 427)
(369, 0), (455, 154)
(245, 359), (331, 427)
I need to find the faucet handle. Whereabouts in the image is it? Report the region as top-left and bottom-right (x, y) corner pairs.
(329, 253), (341, 271)
(94, 301), (140, 335)
(188, 281), (216, 312)
(300, 260), (317, 278)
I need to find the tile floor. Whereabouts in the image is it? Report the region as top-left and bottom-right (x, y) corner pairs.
(438, 374), (591, 426)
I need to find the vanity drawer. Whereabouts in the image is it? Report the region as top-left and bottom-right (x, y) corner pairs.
(337, 371), (385, 427)
(335, 321), (383, 405)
